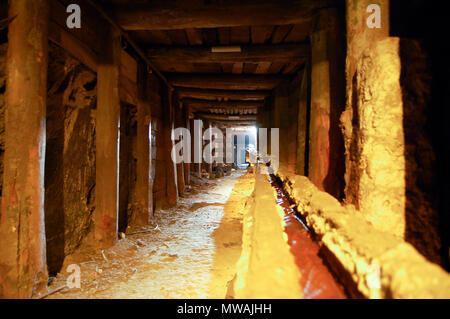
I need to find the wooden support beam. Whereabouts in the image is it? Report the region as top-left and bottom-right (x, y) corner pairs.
(147, 44), (309, 63)
(113, 0), (331, 30)
(183, 98), (263, 110)
(163, 88), (179, 206)
(120, 49), (137, 83)
(174, 104), (185, 195)
(48, 21), (98, 72)
(119, 75), (138, 105)
(119, 49), (138, 104)
(209, 120), (257, 127)
(168, 73), (288, 90)
(50, 0), (105, 56)
(203, 119), (213, 176)
(94, 26), (121, 248)
(85, 0), (173, 90)
(191, 118), (202, 177)
(184, 107), (191, 185)
(296, 62), (310, 176)
(0, 0), (49, 299)
(132, 64), (152, 226)
(197, 113), (257, 121)
(176, 88), (269, 101)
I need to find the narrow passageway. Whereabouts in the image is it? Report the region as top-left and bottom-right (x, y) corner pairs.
(46, 171), (252, 299)
(1, 0), (450, 300)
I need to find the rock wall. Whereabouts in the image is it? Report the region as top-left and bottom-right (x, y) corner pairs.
(400, 39), (441, 265)
(45, 43), (97, 274)
(277, 169), (450, 299)
(342, 36), (406, 237)
(342, 0), (442, 265)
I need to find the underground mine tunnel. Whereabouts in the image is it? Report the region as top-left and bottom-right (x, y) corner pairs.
(0, 0), (450, 300)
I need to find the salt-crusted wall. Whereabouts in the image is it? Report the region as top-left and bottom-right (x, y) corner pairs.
(45, 43), (97, 274)
(399, 39), (441, 266)
(342, 0), (442, 265)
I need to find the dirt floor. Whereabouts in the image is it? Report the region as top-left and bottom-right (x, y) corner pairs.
(43, 170), (254, 299)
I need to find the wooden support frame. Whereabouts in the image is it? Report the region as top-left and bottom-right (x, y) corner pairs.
(197, 114), (257, 121)
(0, 0), (49, 298)
(182, 98), (264, 110)
(93, 26), (121, 248)
(113, 0), (331, 30)
(48, 21), (98, 72)
(176, 88), (270, 101)
(168, 73), (288, 90)
(147, 43), (309, 63)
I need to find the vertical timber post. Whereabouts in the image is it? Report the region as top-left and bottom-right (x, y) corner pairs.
(0, 0), (49, 298)
(164, 87), (178, 206)
(308, 10), (331, 192)
(195, 117), (203, 177)
(94, 26), (121, 248)
(133, 63), (151, 226)
(204, 120), (213, 177)
(308, 8), (345, 198)
(184, 106), (191, 186)
(175, 99), (185, 195)
(296, 63), (310, 176)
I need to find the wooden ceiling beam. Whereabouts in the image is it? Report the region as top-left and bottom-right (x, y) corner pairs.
(168, 73), (288, 90)
(147, 43), (309, 63)
(196, 113), (257, 121)
(85, 0), (173, 89)
(113, 0), (332, 30)
(182, 98), (264, 109)
(176, 88), (270, 101)
(207, 120), (257, 127)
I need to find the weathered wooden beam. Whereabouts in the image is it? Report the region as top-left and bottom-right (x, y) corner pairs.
(0, 0), (49, 299)
(176, 88), (270, 101)
(133, 64), (152, 226)
(168, 73), (288, 90)
(48, 21), (98, 72)
(120, 49), (137, 83)
(119, 76), (138, 105)
(94, 26), (121, 248)
(183, 98), (263, 109)
(147, 44), (309, 63)
(163, 88), (179, 206)
(113, 0), (331, 30)
(50, 0), (105, 55)
(85, 0), (173, 90)
(118, 49), (138, 104)
(209, 120), (257, 127)
(196, 113), (257, 121)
